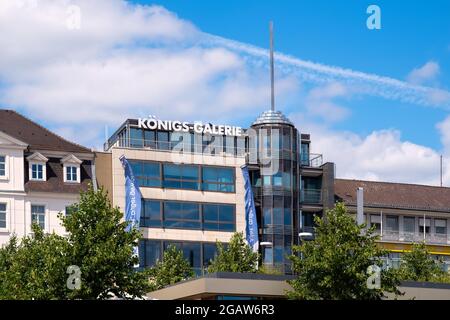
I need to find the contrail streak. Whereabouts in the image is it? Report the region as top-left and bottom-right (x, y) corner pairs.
(202, 33), (450, 109)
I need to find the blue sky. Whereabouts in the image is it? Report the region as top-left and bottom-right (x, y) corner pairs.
(1, 0), (450, 185)
(132, 0), (450, 149)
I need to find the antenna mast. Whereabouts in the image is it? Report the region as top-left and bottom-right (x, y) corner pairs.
(270, 21), (275, 112)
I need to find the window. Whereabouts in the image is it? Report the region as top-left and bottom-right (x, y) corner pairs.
(164, 201), (201, 229)
(0, 203), (6, 229)
(139, 240), (161, 268)
(157, 131), (170, 150)
(0, 156), (5, 177)
(141, 199), (236, 231)
(202, 243), (217, 269)
(369, 214), (381, 233)
(403, 216), (415, 234)
(66, 166), (78, 182)
(301, 143), (310, 166)
(65, 205), (76, 216)
(31, 163), (44, 180)
(141, 200), (162, 227)
(419, 218), (431, 234)
(435, 219), (447, 235)
(130, 161), (161, 187)
(129, 127), (144, 148)
(203, 204), (235, 232)
(31, 205), (45, 229)
(163, 164), (199, 190)
(386, 216), (399, 232)
(202, 167), (235, 192)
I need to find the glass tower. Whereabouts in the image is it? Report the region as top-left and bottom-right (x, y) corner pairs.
(248, 110), (300, 274)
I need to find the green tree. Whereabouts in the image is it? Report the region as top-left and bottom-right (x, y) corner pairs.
(287, 202), (402, 300)
(61, 186), (151, 299)
(399, 242), (449, 282)
(0, 225), (71, 299)
(148, 245), (194, 290)
(208, 232), (259, 273)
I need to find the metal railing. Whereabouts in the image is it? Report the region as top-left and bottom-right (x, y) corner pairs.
(300, 153), (323, 167)
(374, 230), (450, 245)
(301, 188), (322, 204)
(105, 138), (249, 157)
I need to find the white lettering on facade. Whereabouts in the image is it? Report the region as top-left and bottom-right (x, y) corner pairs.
(137, 117), (243, 137)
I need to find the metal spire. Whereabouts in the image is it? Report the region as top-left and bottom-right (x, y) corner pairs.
(270, 21), (275, 112)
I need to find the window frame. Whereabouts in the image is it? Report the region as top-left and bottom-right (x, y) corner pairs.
(29, 162), (46, 181)
(201, 165), (236, 193)
(31, 204), (46, 230)
(0, 202), (7, 230)
(64, 164), (80, 183)
(0, 155), (7, 180)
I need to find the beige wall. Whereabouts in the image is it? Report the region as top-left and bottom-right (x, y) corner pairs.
(94, 152), (113, 203)
(111, 147), (246, 243)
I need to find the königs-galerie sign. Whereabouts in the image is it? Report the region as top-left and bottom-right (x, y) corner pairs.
(138, 117), (243, 137)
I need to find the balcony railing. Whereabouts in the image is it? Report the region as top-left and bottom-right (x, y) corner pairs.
(374, 230), (450, 245)
(301, 188), (322, 204)
(300, 153), (323, 167)
(105, 138), (249, 157)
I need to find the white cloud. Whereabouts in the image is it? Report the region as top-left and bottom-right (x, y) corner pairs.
(290, 118), (447, 186)
(407, 61), (440, 85)
(206, 35), (450, 108)
(304, 83), (350, 123)
(0, 0), (298, 148)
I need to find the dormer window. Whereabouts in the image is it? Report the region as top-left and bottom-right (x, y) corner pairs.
(27, 152), (48, 182)
(61, 154), (82, 183)
(31, 163), (44, 180)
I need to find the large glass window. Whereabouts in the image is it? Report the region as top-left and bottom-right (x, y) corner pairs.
(141, 200), (162, 227)
(0, 156), (5, 177)
(202, 243), (217, 269)
(144, 130), (156, 148)
(163, 164), (199, 190)
(301, 143), (310, 166)
(202, 167), (235, 192)
(31, 163), (44, 180)
(31, 205), (45, 229)
(130, 161), (161, 187)
(0, 203), (6, 228)
(164, 201), (201, 229)
(139, 240), (161, 268)
(130, 128), (144, 148)
(203, 204), (235, 232)
(157, 131), (170, 150)
(164, 241), (202, 275)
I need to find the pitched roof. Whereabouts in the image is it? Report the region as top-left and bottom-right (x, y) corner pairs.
(335, 178), (450, 213)
(0, 109), (91, 153)
(25, 158), (92, 194)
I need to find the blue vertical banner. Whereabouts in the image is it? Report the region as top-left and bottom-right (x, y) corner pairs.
(241, 165), (259, 254)
(120, 155), (142, 265)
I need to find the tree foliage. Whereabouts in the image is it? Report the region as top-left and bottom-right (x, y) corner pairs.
(207, 232), (259, 273)
(398, 242), (450, 283)
(148, 245), (194, 291)
(0, 186), (151, 300)
(0, 225), (70, 299)
(287, 202), (402, 300)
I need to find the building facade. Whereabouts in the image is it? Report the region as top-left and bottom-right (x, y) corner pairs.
(98, 111), (334, 274)
(335, 179), (450, 270)
(0, 110), (94, 246)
